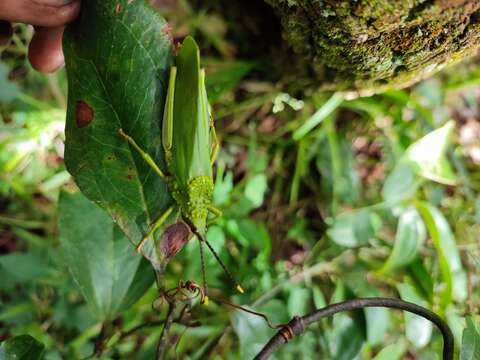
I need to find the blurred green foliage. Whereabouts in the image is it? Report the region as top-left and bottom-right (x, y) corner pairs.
(1, 4), (480, 359)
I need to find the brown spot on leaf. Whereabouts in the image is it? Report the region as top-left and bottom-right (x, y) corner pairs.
(161, 23), (173, 36)
(115, 4), (122, 14)
(75, 101), (94, 128)
(126, 174), (134, 180)
(161, 24), (173, 44)
(160, 222), (191, 259)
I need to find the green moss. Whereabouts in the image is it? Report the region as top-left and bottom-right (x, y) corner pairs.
(266, 0), (480, 94)
(191, 0), (480, 94)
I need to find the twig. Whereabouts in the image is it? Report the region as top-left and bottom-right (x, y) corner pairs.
(253, 259), (338, 307)
(93, 322), (109, 358)
(156, 300), (178, 360)
(254, 297), (454, 360)
(206, 260), (338, 357)
(119, 320), (166, 339)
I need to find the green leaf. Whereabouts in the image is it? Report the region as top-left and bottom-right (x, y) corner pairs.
(405, 121), (457, 185)
(417, 202), (467, 307)
(0, 62), (18, 102)
(244, 173), (268, 208)
(0, 335), (44, 360)
(397, 282), (432, 349)
(447, 305), (467, 345)
(460, 317), (480, 360)
(380, 207), (426, 274)
(382, 163), (418, 203)
(372, 339), (407, 360)
(0, 253), (51, 290)
(231, 300), (284, 359)
(58, 191), (154, 321)
(293, 92), (344, 140)
(213, 161), (233, 205)
(286, 284), (311, 318)
(63, 0), (174, 266)
(361, 289), (389, 346)
(330, 314), (365, 360)
(205, 60), (253, 103)
(313, 286), (327, 309)
(327, 210), (379, 248)
(407, 258), (434, 302)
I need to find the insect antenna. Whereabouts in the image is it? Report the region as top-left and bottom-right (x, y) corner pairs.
(212, 297), (282, 330)
(191, 227), (245, 296)
(198, 240), (209, 305)
(203, 236), (245, 295)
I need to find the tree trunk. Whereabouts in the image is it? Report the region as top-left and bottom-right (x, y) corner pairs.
(196, 0), (480, 96)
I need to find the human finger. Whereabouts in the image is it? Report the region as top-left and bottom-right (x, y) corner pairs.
(28, 26), (65, 73)
(0, 0), (81, 28)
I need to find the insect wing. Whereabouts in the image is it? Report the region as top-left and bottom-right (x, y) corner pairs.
(193, 68), (213, 178)
(170, 36), (212, 186)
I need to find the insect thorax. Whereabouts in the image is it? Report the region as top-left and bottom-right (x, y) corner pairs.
(171, 175), (214, 231)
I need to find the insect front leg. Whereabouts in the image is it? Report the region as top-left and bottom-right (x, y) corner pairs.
(206, 205), (222, 225)
(118, 129), (167, 180)
(136, 205), (174, 252)
(210, 119), (219, 165)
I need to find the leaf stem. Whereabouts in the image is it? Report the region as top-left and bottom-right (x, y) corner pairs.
(156, 300), (177, 360)
(92, 322), (110, 359)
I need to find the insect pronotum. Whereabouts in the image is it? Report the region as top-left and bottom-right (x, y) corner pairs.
(119, 36), (243, 303)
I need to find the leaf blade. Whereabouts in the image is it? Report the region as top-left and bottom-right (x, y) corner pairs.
(58, 191), (154, 321)
(0, 335), (44, 360)
(461, 317), (480, 360)
(380, 207), (426, 274)
(417, 202), (467, 307)
(63, 0), (174, 266)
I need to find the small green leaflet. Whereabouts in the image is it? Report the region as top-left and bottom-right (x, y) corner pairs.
(380, 207), (426, 274)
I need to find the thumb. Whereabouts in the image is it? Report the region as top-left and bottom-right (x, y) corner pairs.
(0, 0), (81, 27)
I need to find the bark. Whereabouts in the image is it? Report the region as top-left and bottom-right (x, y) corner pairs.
(195, 0), (480, 96)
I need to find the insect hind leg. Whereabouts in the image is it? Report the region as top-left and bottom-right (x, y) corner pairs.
(118, 128), (167, 180)
(135, 205), (174, 252)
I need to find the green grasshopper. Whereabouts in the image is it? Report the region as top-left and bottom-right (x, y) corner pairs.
(119, 36), (243, 303)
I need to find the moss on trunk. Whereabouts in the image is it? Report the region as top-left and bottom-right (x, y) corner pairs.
(267, 0), (480, 95)
(194, 0), (480, 95)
